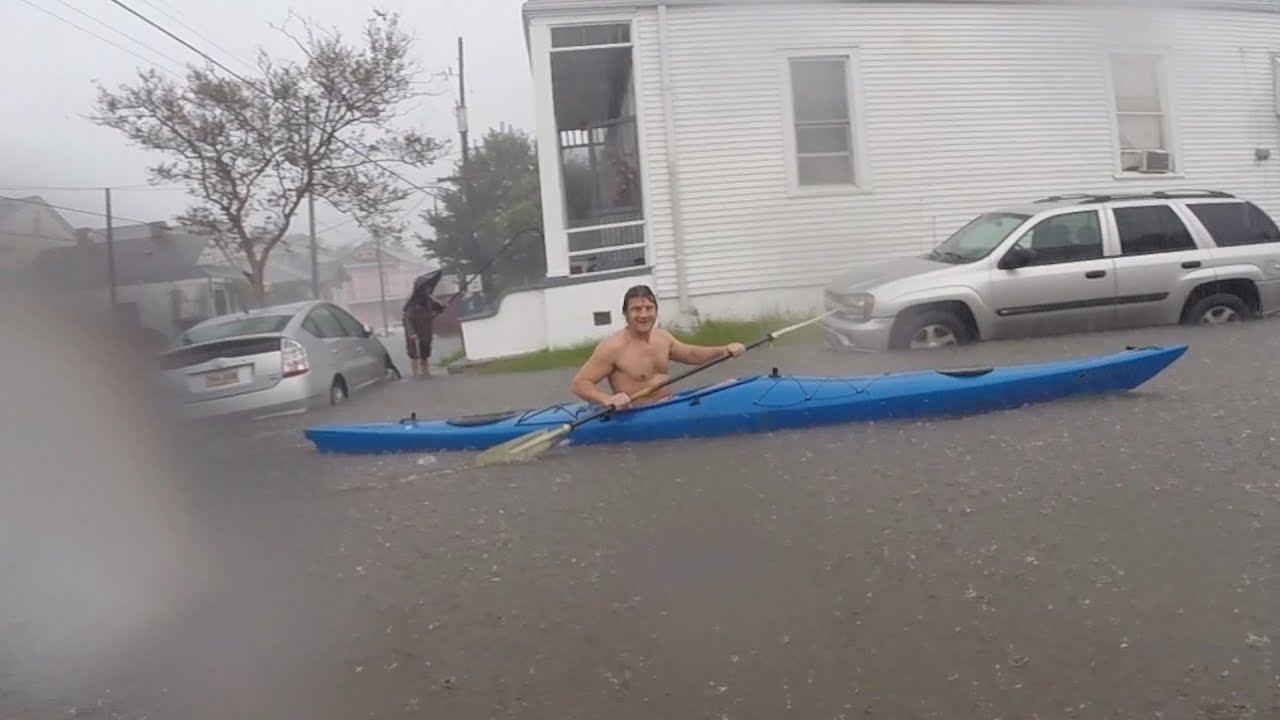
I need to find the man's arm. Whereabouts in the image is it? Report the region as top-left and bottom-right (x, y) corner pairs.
(666, 331), (745, 365)
(571, 339), (620, 405)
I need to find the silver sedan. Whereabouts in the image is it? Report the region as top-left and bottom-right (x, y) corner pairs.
(157, 300), (401, 421)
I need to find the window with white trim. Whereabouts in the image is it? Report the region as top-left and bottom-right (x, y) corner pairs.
(1110, 53), (1175, 174)
(787, 56), (858, 186)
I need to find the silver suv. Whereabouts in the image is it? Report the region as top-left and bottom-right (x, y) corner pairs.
(821, 190), (1280, 351)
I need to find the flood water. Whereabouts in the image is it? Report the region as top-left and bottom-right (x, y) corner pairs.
(3, 321), (1277, 719)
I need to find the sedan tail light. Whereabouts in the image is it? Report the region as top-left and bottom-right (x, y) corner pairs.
(281, 337), (309, 377)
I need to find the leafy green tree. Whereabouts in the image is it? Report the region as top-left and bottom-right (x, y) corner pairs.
(419, 125), (545, 300)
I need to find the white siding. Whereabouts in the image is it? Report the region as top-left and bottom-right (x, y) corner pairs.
(633, 13), (677, 300)
(624, 2), (1280, 307)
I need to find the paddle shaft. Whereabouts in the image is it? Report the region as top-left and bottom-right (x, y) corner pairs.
(566, 309), (838, 432)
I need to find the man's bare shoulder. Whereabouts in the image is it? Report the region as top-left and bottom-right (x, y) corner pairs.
(593, 331), (628, 355)
(652, 328), (680, 346)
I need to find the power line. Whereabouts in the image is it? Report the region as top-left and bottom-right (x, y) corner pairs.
(315, 189), (439, 236)
(49, 0), (188, 69)
(12, 0), (181, 77)
(1, 194), (154, 226)
(0, 183), (185, 192)
(133, 0), (257, 73)
(104, 0), (445, 200)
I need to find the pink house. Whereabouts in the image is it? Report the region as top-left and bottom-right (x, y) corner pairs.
(338, 240), (463, 335)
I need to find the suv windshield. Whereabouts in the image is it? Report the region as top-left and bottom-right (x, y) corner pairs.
(927, 212), (1030, 263)
(180, 315), (293, 345)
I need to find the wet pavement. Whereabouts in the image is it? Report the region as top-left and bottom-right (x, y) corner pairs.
(3, 319), (1279, 720)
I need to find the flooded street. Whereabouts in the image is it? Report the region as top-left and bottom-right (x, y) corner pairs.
(4, 322), (1279, 719)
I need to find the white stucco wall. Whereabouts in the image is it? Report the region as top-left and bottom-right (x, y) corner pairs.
(459, 290), (548, 361)
(460, 272), (656, 361)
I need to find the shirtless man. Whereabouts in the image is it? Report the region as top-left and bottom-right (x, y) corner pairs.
(571, 284), (746, 410)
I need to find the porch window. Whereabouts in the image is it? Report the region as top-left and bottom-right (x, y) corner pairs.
(1110, 53), (1175, 174)
(550, 22), (646, 276)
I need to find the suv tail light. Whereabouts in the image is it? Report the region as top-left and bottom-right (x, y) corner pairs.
(281, 337), (309, 377)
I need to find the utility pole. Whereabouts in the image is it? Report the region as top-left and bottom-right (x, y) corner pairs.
(104, 187), (118, 319)
(456, 36), (484, 300)
(374, 230), (389, 335)
(306, 96), (320, 300)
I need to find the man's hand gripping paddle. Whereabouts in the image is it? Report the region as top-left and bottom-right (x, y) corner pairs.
(472, 310), (837, 467)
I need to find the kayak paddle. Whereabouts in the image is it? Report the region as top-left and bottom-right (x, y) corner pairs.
(472, 310), (838, 467)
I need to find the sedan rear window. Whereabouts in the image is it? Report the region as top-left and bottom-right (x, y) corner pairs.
(180, 315), (292, 345)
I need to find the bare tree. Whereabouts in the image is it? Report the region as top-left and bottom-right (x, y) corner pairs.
(89, 9), (445, 302)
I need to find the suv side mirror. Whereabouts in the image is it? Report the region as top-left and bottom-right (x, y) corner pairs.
(999, 246), (1034, 270)
(361, 323), (374, 337)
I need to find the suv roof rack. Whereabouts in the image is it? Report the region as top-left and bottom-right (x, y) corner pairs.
(1034, 189), (1236, 204)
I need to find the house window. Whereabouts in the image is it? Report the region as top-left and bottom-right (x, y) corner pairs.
(1110, 53), (1174, 174)
(550, 22), (647, 276)
(788, 56), (857, 187)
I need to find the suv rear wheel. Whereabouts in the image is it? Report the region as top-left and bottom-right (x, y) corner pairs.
(891, 309), (973, 350)
(1186, 293), (1250, 325)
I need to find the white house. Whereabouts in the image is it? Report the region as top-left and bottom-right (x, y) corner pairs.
(0, 196), (78, 274)
(459, 0), (1280, 361)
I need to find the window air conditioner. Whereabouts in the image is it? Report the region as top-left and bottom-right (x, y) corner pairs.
(1140, 150), (1172, 173)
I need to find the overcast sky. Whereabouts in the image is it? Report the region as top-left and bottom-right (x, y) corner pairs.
(1, 0), (535, 247)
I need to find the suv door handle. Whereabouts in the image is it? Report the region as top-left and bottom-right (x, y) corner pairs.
(1182, 260), (1202, 269)
(1085, 270), (1107, 279)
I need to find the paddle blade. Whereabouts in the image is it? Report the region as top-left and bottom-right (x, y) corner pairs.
(473, 424), (572, 467)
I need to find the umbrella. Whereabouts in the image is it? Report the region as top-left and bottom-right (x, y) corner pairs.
(405, 269), (443, 311)
(412, 269), (443, 296)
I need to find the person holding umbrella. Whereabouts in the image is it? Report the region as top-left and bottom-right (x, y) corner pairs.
(403, 269), (447, 378)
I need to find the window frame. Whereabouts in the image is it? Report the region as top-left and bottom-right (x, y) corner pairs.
(1005, 208), (1108, 268)
(1183, 199), (1280, 248)
(1108, 203), (1200, 257)
(779, 47), (871, 197)
(543, 17), (652, 278)
(1104, 49), (1183, 179)
(305, 305), (349, 339)
(327, 303), (370, 337)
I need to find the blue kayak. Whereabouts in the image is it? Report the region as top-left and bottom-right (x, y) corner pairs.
(304, 344), (1187, 455)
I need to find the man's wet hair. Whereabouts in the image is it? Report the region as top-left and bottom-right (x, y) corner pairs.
(622, 284), (658, 313)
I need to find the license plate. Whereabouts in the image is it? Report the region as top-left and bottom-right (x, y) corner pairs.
(205, 368), (240, 388)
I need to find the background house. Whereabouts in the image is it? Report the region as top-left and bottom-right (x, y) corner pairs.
(338, 239), (464, 335)
(263, 238), (351, 305)
(32, 222), (252, 342)
(460, 0), (1280, 360)
(0, 195), (78, 275)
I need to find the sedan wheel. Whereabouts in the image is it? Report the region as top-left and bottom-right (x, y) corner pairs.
(330, 379), (348, 405)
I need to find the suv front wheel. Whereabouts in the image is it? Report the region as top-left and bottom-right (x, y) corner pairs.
(1185, 292), (1251, 325)
(890, 309), (973, 350)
